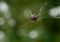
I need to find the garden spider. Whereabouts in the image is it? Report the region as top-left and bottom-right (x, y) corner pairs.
(17, 2), (60, 28)
(17, 2), (47, 28)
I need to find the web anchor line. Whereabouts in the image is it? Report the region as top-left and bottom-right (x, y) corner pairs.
(40, 17), (60, 18)
(17, 21), (33, 28)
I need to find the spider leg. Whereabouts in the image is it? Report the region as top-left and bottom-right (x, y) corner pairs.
(40, 2), (47, 11)
(36, 2), (47, 17)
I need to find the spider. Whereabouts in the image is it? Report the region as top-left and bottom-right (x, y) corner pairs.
(17, 2), (60, 28)
(17, 2), (50, 28)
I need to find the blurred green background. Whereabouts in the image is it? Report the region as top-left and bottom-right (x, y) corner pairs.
(0, 0), (60, 42)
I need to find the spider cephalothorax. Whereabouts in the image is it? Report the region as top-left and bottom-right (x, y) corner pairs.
(30, 14), (37, 21)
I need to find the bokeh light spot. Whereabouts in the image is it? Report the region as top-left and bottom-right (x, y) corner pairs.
(28, 30), (39, 39)
(0, 1), (9, 13)
(7, 18), (16, 27)
(49, 6), (60, 17)
(0, 17), (5, 26)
